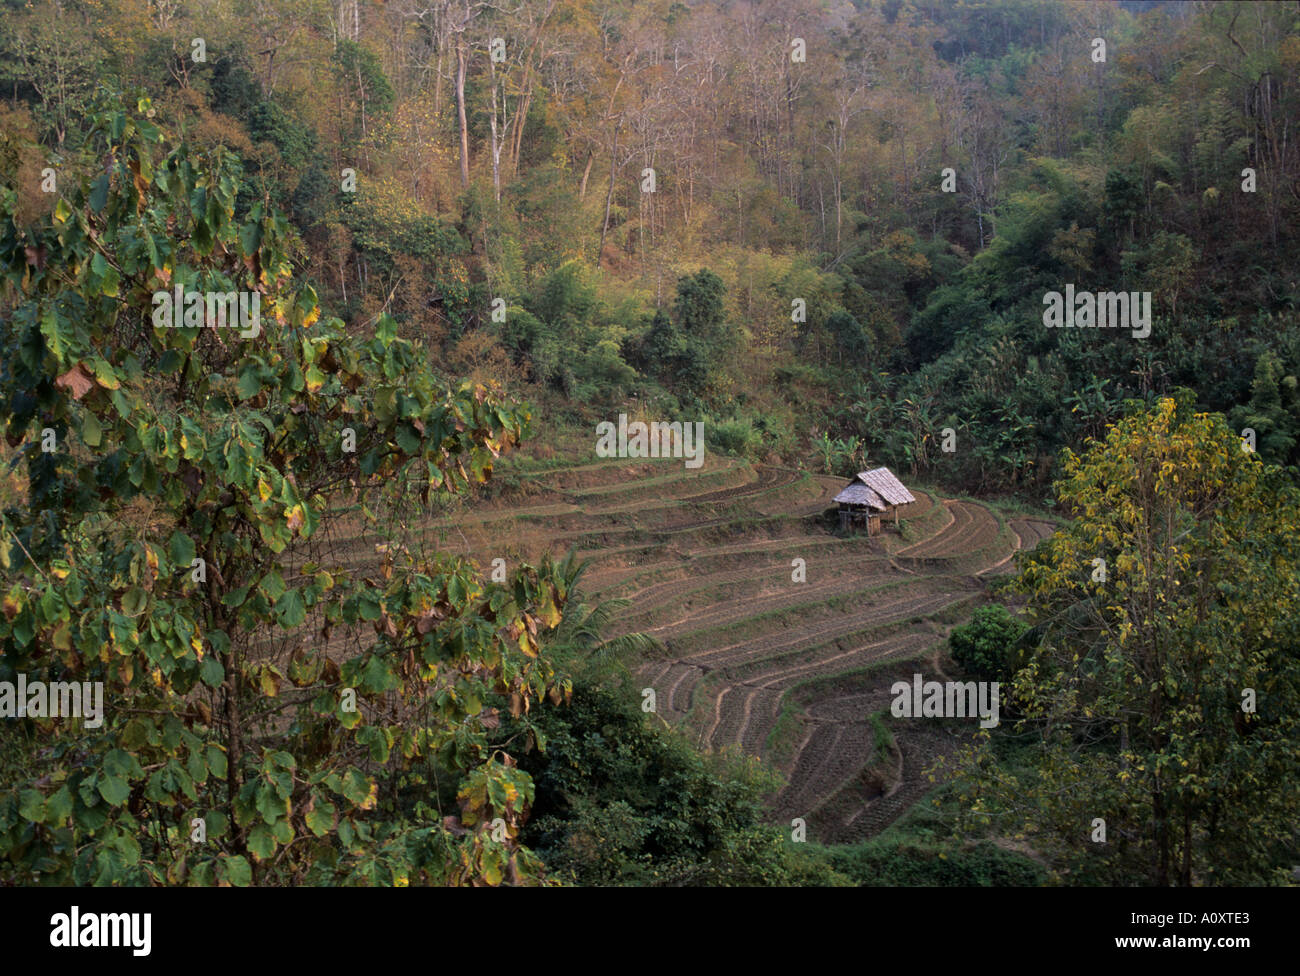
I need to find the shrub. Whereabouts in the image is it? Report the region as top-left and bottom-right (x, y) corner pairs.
(512, 677), (845, 886)
(828, 838), (1045, 887)
(949, 604), (1029, 680)
(708, 416), (761, 458)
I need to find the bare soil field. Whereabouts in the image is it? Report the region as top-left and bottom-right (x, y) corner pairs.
(352, 454), (1054, 843)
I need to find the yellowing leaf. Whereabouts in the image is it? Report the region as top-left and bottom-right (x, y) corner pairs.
(51, 621), (72, 650)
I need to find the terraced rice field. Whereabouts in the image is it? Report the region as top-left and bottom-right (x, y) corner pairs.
(326, 453), (1054, 844)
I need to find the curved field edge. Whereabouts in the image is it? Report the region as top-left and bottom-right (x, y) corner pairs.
(358, 456), (1056, 844)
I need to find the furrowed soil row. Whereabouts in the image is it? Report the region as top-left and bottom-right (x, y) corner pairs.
(675, 580), (971, 667)
(776, 692), (907, 830)
(522, 456), (733, 495)
(899, 500), (976, 558)
(793, 719), (899, 831)
(841, 725), (966, 840)
(631, 661), (700, 721)
(577, 465), (750, 511)
(767, 642), (943, 774)
(777, 722), (874, 820)
(720, 629), (931, 754)
(754, 629), (938, 694)
(668, 575), (931, 657)
(1010, 518), (1056, 548)
(575, 465), (806, 523)
(697, 608), (968, 750)
(939, 502), (1003, 554)
(665, 662), (705, 718)
(596, 527), (886, 598)
(639, 660), (677, 693)
(631, 562), (901, 638)
(431, 457), (1052, 844)
(595, 538), (880, 604)
(677, 625), (939, 755)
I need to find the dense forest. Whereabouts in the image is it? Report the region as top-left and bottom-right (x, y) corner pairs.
(4, 0), (1298, 488)
(0, 0), (1297, 888)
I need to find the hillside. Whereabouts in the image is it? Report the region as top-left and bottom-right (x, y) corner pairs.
(1, 0), (1298, 892)
(400, 454), (1054, 843)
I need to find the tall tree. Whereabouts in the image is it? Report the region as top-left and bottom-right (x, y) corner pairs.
(0, 94), (572, 886)
(949, 397), (1300, 885)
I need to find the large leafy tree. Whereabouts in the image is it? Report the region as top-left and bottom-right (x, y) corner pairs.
(1230, 351), (1300, 467)
(642, 269), (735, 402)
(950, 396), (1300, 885)
(0, 92), (572, 886)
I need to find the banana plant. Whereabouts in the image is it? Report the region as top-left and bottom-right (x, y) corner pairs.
(813, 430), (838, 474)
(546, 553), (664, 674)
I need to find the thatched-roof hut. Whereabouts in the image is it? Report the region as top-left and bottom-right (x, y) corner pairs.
(834, 467), (915, 534)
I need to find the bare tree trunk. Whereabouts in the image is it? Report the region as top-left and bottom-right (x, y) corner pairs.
(817, 180), (827, 245)
(435, 44), (445, 118)
(509, 80), (532, 177)
(356, 62), (368, 142)
(598, 126), (620, 264)
(456, 35), (471, 187)
(489, 59), (502, 202)
(579, 149), (594, 199)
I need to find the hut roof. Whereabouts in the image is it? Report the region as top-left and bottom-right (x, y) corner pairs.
(855, 467), (915, 506)
(833, 483), (887, 510)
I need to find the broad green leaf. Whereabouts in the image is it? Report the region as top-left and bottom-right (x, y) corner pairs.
(100, 264), (120, 297)
(97, 775), (130, 807)
(89, 172), (109, 212)
(204, 809), (229, 838)
(89, 358), (120, 389)
(248, 824), (275, 861)
(81, 413), (102, 448)
(205, 744), (228, 779)
(223, 854), (252, 886)
(275, 589), (306, 628)
(199, 656), (224, 688)
(260, 571), (286, 603)
(39, 307), (65, 360)
(18, 789), (46, 822)
(168, 531), (196, 569)
(305, 800), (335, 837)
(121, 587), (148, 617)
(46, 785), (73, 823)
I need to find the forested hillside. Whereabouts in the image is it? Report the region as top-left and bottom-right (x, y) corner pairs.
(1, 0), (1298, 889)
(3, 0), (1297, 489)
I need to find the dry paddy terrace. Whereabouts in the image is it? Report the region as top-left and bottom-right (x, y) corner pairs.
(343, 453), (1055, 844)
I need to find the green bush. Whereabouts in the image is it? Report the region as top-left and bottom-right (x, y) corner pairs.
(828, 838), (1046, 887)
(948, 604), (1029, 680)
(511, 677), (846, 886)
(708, 416), (762, 458)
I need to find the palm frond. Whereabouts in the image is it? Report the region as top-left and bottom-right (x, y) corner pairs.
(588, 632), (665, 668)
